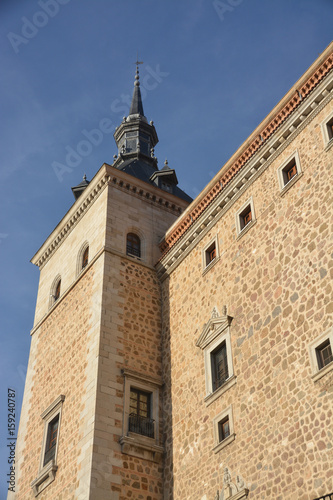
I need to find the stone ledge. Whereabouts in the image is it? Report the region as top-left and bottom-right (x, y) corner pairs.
(204, 375), (237, 406)
(312, 361), (333, 383)
(236, 219), (257, 241)
(279, 171), (303, 197)
(119, 434), (164, 463)
(31, 460), (58, 497)
(212, 432), (235, 454)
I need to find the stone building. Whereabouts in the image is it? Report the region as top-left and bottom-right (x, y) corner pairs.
(12, 42), (333, 500)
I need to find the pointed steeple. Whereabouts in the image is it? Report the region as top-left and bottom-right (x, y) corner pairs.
(129, 62), (145, 117)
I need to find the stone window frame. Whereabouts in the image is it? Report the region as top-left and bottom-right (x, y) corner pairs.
(31, 395), (65, 497)
(119, 368), (163, 463)
(309, 327), (333, 383)
(196, 308), (237, 406)
(277, 149), (303, 196)
(76, 240), (89, 276)
(49, 274), (61, 309)
(212, 405), (235, 454)
(235, 197), (256, 239)
(321, 109), (333, 150)
(202, 235), (220, 274)
(204, 327), (235, 404)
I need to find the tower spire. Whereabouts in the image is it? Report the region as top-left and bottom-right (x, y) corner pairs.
(129, 57), (144, 117)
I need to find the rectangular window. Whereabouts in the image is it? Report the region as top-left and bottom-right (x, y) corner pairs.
(218, 416), (230, 442)
(240, 206), (252, 230)
(206, 242), (216, 266)
(211, 342), (229, 391)
(235, 197), (256, 237)
(129, 388), (154, 438)
(282, 160), (297, 185)
(43, 415), (59, 466)
(316, 340), (333, 370)
(212, 405), (235, 453)
(326, 117), (333, 142)
(277, 150), (302, 194)
(202, 236), (219, 272)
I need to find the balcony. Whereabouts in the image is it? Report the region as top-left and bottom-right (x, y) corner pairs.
(128, 413), (154, 438)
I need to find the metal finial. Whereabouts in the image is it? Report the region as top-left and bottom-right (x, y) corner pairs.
(164, 158), (168, 166)
(83, 173), (87, 181)
(134, 53), (143, 87)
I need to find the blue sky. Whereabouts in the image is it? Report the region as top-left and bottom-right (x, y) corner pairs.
(0, 0), (332, 496)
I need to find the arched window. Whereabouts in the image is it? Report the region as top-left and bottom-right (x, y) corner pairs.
(54, 279), (61, 301)
(126, 233), (141, 258)
(82, 246), (89, 270)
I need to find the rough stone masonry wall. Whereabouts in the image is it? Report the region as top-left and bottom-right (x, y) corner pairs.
(15, 260), (103, 500)
(161, 101), (333, 500)
(91, 248), (164, 498)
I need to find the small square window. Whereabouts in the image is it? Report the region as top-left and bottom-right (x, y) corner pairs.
(218, 416), (230, 442)
(235, 198), (256, 238)
(321, 112), (333, 146)
(282, 159), (298, 186)
(206, 242), (216, 266)
(327, 118), (333, 141)
(239, 205), (252, 230)
(212, 405), (235, 453)
(309, 328), (333, 383)
(277, 150), (302, 193)
(316, 340), (333, 370)
(202, 236), (219, 272)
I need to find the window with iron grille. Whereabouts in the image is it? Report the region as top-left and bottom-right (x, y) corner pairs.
(129, 388), (154, 438)
(316, 339), (333, 370)
(211, 342), (229, 391)
(126, 233), (141, 258)
(43, 415), (59, 466)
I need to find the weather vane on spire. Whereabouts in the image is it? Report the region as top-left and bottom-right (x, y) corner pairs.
(135, 51), (143, 68)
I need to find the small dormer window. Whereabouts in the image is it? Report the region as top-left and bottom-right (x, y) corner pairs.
(161, 181), (172, 193)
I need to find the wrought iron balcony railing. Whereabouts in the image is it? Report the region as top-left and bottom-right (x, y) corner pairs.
(313, 494), (333, 500)
(128, 413), (154, 438)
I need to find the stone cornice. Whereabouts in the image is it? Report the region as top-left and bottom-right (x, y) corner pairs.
(31, 169), (110, 269)
(157, 68), (333, 281)
(159, 46), (333, 258)
(31, 162), (189, 270)
(105, 164), (188, 216)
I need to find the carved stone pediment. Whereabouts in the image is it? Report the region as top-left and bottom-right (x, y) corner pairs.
(210, 467), (248, 500)
(196, 307), (233, 350)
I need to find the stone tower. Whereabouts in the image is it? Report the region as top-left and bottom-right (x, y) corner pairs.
(13, 64), (191, 500)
